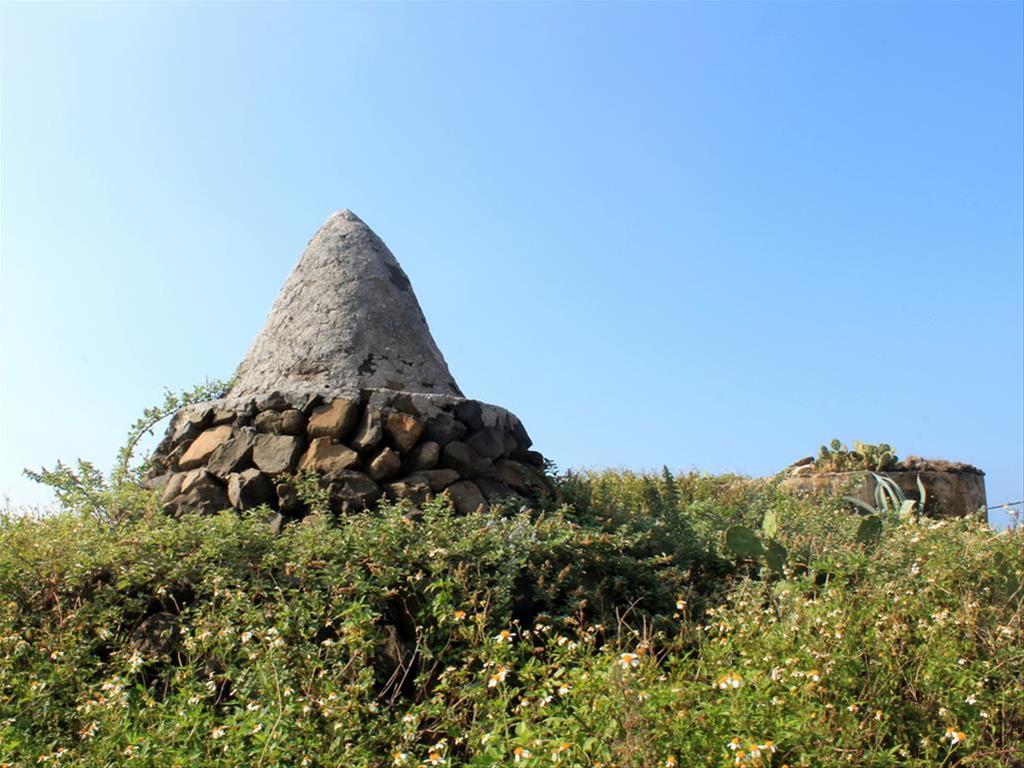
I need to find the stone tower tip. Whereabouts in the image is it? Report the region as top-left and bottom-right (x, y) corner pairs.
(227, 212), (463, 402)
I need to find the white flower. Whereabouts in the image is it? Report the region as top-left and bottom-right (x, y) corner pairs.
(944, 726), (967, 745)
(716, 673), (743, 689)
(488, 667), (509, 688)
(618, 652), (641, 669)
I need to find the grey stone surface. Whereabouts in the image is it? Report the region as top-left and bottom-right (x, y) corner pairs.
(384, 478), (432, 505)
(207, 430), (256, 478)
(406, 441), (441, 472)
(351, 407), (384, 452)
(228, 210), (462, 401)
(446, 480), (488, 515)
(414, 468), (460, 491)
(253, 434), (302, 475)
(441, 441), (492, 479)
(466, 428), (513, 460)
(227, 468), (275, 509)
(321, 470), (381, 510)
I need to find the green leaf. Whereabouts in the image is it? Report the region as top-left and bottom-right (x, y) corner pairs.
(725, 526), (764, 559)
(764, 539), (788, 573)
(856, 515), (883, 545)
(762, 508), (779, 540)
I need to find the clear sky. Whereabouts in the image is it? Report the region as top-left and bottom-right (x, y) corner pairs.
(2, 2), (1021, 527)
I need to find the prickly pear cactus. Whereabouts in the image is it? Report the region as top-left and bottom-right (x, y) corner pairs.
(813, 440), (901, 474)
(725, 526), (765, 559)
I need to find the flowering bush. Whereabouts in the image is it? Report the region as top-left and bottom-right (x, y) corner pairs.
(1, 469), (1021, 766)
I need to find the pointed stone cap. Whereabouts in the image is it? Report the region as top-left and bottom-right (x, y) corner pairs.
(228, 210), (463, 401)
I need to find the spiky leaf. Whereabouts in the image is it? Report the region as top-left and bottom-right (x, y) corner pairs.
(844, 495), (878, 516)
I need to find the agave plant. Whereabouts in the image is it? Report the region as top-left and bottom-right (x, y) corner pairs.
(844, 472), (927, 522)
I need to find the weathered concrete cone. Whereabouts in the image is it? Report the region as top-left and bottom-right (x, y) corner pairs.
(149, 210), (551, 522)
(230, 210), (462, 402)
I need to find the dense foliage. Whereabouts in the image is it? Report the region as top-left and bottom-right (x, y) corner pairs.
(2, 466), (1021, 767)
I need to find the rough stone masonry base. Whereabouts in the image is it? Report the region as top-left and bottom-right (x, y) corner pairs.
(148, 388), (551, 523)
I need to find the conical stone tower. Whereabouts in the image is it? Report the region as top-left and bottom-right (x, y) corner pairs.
(150, 211), (550, 521)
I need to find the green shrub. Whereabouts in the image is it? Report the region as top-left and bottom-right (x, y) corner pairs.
(1, 486), (1021, 767)
(4, 396), (1021, 766)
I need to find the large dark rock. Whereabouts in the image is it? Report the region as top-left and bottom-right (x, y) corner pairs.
(454, 400), (483, 431)
(253, 434), (303, 475)
(421, 411), (467, 446)
(167, 470), (230, 517)
(466, 428), (514, 460)
(255, 409), (307, 435)
(446, 480), (488, 515)
(321, 470), (382, 510)
(227, 468), (275, 509)
(441, 441), (492, 479)
(413, 468), (460, 491)
(351, 408), (384, 453)
(384, 478), (432, 505)
(476, 477), (521, 504)
(206, 429), (256, 478)
(405, 441), (441, 472)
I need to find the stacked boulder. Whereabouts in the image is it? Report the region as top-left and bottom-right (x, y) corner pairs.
(149, 210), (551, 522)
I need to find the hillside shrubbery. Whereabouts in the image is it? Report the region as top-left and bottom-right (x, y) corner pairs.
(2, 467), (1022, 767)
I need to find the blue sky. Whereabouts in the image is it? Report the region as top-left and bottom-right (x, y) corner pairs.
(2, 2), (1021, 527)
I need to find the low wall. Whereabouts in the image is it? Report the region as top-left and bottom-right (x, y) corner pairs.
(781, 467), (987, 520)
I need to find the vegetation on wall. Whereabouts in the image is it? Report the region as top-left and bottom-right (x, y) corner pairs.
(813, 440), (900, 474)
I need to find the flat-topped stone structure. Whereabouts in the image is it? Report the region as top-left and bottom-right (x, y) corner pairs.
(149, 211), (550, 521)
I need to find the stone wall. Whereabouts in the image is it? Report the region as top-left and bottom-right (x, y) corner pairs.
(149, 389), (551, 523)
(781, 463), (987, 520)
